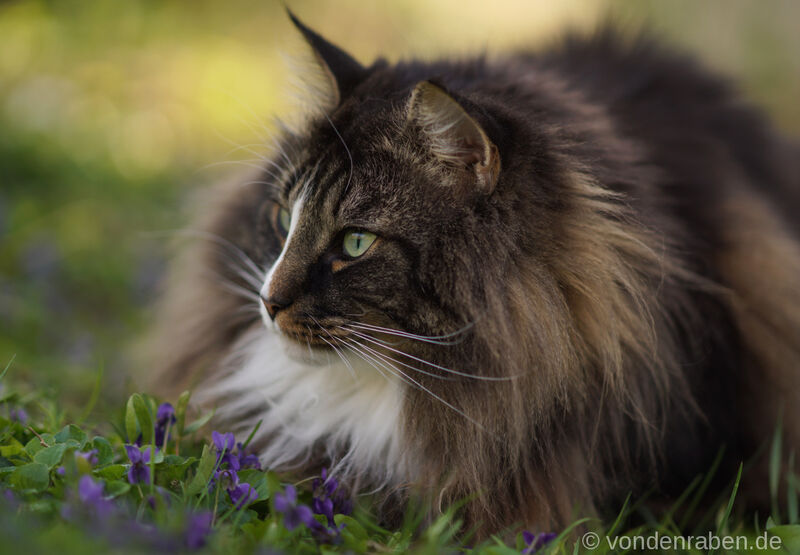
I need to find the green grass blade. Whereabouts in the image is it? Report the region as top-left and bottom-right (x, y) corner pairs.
(242, 419), (263, 449)
(77, 360), (104, 424)
(715, 463), (743, 549)
(680, 446), (725, 531)
(0, 354), (16, 381)
(606, 493), (631, 537)
(788, 450), (798, 524)
(770, 412), (784, 525)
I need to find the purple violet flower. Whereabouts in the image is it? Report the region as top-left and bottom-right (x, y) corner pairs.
(236, 442), (261, 470)
(208, 431), (262, 510)
(212, 468), (239, 492)
(311, 468), (352, 527)
(3, 489), (17, 506)
(79, 475), (104, 502)
(311, 495), (335, 527)
(212, 431), (241, 469)
(212, 431), (235, 453)
(9, 407), (27, 424)
(76, 449), (99, 466)
(154, 403), (176, 447)
(78, 475), (113, 514)
(125, 444), (152, 484)
(156, 402), (176, 423)
(523, 531), (557, 554)
(229, 482), (258, 508)
(185, 511), (213, 549)
(211, 432), (261, 468)
(274, 485), (316, 531)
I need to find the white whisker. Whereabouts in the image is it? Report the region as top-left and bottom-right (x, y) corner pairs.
(348, 321), (474, 345)
(338, 337), (400, 386)
(323, 113), (353, 193)
(166, 229), (267, 283)
(308, 315), (357, 381)
(219, 280), (261, 303)
(346, 333), (456, 382)
(343, 337), (489, 434)
(341, 326), (516, 382)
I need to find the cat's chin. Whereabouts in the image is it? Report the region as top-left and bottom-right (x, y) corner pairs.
(268, 326), (336, 366)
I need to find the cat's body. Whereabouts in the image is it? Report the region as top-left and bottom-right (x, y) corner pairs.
(151, 16), (800, 536)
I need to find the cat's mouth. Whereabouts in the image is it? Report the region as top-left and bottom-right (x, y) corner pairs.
(270, 311), (352, 350)
(268, 314), (363, 366)
(278, 324), (347, 349)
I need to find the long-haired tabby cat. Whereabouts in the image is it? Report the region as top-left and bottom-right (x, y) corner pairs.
(150, 11), (800, 536)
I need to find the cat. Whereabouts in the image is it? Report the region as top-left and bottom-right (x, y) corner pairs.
(149, 11), (800, 537)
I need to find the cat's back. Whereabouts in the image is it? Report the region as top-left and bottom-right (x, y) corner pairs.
(527, 28), (800, 221)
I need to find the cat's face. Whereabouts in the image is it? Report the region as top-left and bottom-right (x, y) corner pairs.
(253, 96), (495, 369)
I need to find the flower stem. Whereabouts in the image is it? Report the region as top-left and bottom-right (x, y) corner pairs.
(211, 483), (221, 527)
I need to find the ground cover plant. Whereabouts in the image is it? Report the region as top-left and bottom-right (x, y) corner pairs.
(2, 359), (800, 554)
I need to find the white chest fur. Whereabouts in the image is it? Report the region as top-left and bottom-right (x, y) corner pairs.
(196, 326), (408, 486)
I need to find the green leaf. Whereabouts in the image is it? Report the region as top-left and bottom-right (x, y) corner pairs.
(185, 444), (216, 496)
(104, 480), (131, 498)
(24, 434), (55, 457)
(240, 519), (269, 543)
(27, 499), (58, 515)
(0, 438), (25, 458)
(238, 469), (269, 501)
(54, 424), (88, 447)
(335, 514), (368, 540)
(94, 464), (126, 480)
(336, 515), (369, 551)
(33, 444), (67, 469)
(149, 447), (165, 464)
(125, 395), (139, 444)
(175, 390), (191, 437)
(183, 409), (215, 435)
(768, 524), (800, 552)
(133, 394), (154, 445)
(264, 471), (282, 498)
(91, 437), (114, 466)
(10, 462), (50, 492)
(158, 456), (196, 486)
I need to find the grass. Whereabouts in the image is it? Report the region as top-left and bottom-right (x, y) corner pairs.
(1, 362), (799, 554)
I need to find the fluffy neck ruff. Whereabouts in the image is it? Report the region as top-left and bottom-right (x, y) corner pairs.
(194, 325), (410, 488)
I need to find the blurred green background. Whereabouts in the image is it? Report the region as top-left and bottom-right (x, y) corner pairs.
(1, 0), (799, 416)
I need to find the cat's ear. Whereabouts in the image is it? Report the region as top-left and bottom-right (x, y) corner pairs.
(407, 81), (500, 195)
(287, 9), (366, 106)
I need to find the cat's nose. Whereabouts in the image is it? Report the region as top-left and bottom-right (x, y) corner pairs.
(261, 295), (290, 321)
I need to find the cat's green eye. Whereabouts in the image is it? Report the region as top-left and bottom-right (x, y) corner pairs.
(343, 230), (377, 258)
(275, 206), (291, 238)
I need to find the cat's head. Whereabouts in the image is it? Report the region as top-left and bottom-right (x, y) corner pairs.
(255, 13), (525, 374)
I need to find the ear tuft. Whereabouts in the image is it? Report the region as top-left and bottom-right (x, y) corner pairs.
(287, 9), (366, 106)
(408, 81), (500, 194)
